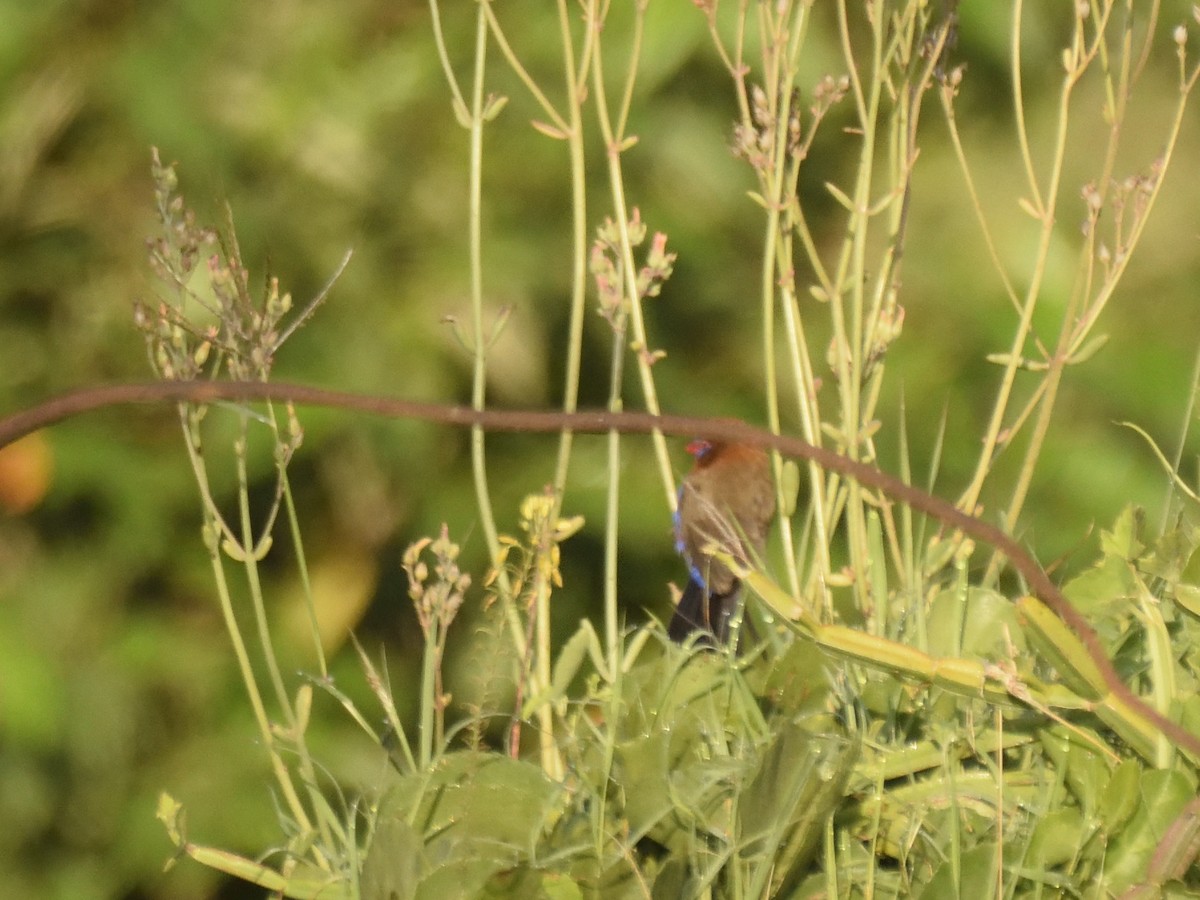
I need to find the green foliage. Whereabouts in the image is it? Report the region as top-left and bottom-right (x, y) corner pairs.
(152, 462), (1200, 897)
(7, 0), (1200, 898)
(363, 752), (563, 899)
(356, 648), (856, 900)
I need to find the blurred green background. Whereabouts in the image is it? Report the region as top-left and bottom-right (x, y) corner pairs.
(1, 1), (1199, 897)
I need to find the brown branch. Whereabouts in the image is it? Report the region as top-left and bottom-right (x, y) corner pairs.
(2, 378), (1196, 758)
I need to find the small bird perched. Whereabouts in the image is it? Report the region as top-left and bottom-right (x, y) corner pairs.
(669, 439), (776, 645)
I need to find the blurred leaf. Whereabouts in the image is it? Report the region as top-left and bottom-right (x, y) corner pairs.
(926, 586), (1023, 658)
(361, 814), (425, 900)
(365, 752), (569, 899)
(1106, 769), (1196, 893)
(1103, 507), (1146, 562)
(1027, 807), (1085, 868)
(1102, 760), (1145, 833)
(614, 729), (677, 846)
(919, 842), (1000, 899)
(737, 722), (858, 896)
(747, 636), (833, 719)
(381, 751), (563, 857)
(482, 867), (584, 899)
(416, 859), (509, 900)
(1145, 796), (1200, 885)
(1064, 553), (1139, 618)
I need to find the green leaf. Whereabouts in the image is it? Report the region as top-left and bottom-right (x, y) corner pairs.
(1026, 807), (1084, 868)
(1105, 769), (1195, 893)
(1063, 553), (1138, 618)
(780, 459), (802, 517)
(1102, 505), (1145, 560)
(748, 638), (833, 719)
(1174, 584), (1200, 617)
(523, 623), (594, 715)
(1145, 797), (1200, 883)
(374, 751), (563, 870)
(919, 843), (1000, 899)
(416, 859), (509, 900)
(1101, 759), (1143, 832)
(361, 814), (425, 900)
(537, 872), (585, 900)
(737, 723), (858, 897)
(926, 586), (1023, 658)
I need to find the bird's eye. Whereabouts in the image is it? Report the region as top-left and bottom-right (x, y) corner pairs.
(686, 439), (713, 459)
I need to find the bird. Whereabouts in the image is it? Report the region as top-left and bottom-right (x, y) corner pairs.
(668, 439), (776, 645)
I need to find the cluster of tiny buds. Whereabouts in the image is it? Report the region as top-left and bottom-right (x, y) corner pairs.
(733, 76), (849, 173)
(135, 150), (296, 384)
(589, 209), (673, 365)
(810, 74), (850, 114)
(1079, 159), (1163, 265)
(403, 524), (470, 637)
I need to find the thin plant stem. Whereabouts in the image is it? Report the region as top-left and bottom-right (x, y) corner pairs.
(545, 0), (590, 561)
(480, 0), (592, 527)
(550, 22), (596, 667)
(233, 422), (291, 719)
(959, 0), (1070, 521)
(980, 3), (1199, 581)
(1161, 346), (1200, 534)
(758, 3), (808, 605)
(427, 0), (468, 120)
(453, 1), (556, 770)
(466, 8), (501, 584)
(278, 466), (327, 680)
(588, 0), (676, 513)
(832, 0), (886, 609)
(178, 406), (319, 856)
(1010, 0), (1041, 214)
(603, 312), (627, 678)
(418, 618), (438, 770)
(937, 91), (1022, 314)
(481, 3), (569, 134)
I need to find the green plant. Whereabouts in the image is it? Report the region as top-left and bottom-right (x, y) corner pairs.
(102, 0), (1200, 897)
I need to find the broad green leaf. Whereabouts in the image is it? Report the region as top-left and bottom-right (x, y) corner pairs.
(1027, 807), (1085, 868)
(1101, 506), (1145, 560)
(1063, 553), (1138, 618)
(1105, 769), (1195, 893)
(919, 842), (1000, 899)
(416, 859), (511, 900)
(361, 814), (425, 900)
(737, 723), (858, 897)
(380, 751), (562, 859)
(926, 586), (1023, 658)
(1101, 759), (1143, 832)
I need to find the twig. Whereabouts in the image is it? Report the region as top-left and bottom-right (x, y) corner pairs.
(3, 378), (1196, 758)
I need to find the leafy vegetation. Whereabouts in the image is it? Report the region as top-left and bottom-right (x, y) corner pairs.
(5, 1), (1200, 898)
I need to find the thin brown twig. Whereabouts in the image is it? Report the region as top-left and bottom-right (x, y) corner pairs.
(2, 378), (1196, 758)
